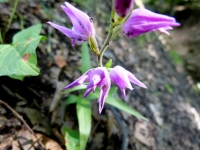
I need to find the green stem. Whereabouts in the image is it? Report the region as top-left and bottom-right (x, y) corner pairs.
(2, 0), (19, 42)
(98, 0), (115, 67)
(0, 30), (3, 44)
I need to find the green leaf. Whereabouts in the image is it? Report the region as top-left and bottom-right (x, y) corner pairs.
(66, 95), (78, 105)
(80, 43), (91, 74)
(108, 86), (117, 95)
(0, 0), (7, 2)
(62, 126), (80, 150)
(164, 84), (173, 94)
(0, 30), (3, 43)
(105, 59), (112, 69)
(76, 98), (91, 150)
(106, 95), (148, 121)
(13, 24), (42, 44)
(9, 75), (25, 81)
(62, 84), (87, 94)
(0, 45), (39, 76)
(90, 90), (148, 121)
(169, 50), (183, 65)
(0, 24), (45, 78)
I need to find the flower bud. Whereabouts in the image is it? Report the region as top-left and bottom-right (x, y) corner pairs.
(114, 0), (134, 17)
(48, 2), (95, 46)
(122, 8), (180, 38)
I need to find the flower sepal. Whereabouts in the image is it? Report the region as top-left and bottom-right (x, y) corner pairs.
(88, 36), (99, 55)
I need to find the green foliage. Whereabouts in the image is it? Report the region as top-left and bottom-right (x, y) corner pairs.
(72, 0), (99, 11)
(65, 85), (148, 121)
(63, 42), (92, 150)
(170, 50), (184, 65)
(66, 95), (78, 105)
(90, 88), (148, 121)
(63, 84), (87, 95)
(105, 59), (112, 69)
(62, 126), (80, 150)
(0, 24), (45, 80)
(0, 45), (39, 77)
(80, 43), (91, 73)
(0, 0), (7, 2)
(76, 98), (91, 150)
(63, 40), (147, 150)
(164, 84), (173, 94)
(0, 30), (3, 43)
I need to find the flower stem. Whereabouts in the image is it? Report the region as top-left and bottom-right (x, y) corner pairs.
(97, 0), (132, 67)
(98, 0), (115, 67)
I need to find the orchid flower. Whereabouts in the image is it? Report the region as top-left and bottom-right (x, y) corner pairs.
(109, 66), (147, 99)
(122, 8), (180, 38)
(65, 67), (110, 113)
(48, 2), (95, 46)
(114, 0), (134, 17)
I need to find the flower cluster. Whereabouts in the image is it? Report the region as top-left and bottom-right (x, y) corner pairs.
(65, 66), (146, 113)
(48, 1), (180, 113)
(48, 1), (180, 44)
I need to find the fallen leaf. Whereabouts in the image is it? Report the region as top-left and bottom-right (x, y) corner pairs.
(54, 55), (66, 68)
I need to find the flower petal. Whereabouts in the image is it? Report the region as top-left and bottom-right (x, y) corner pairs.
(83, 87), (94, 98)
(122, 8), (180, 38)
(87, 67), (108, 88)
(64, 69), (91, 89)
(47, 22), (88, 43)
(126, 70), (147, 88)
(98, 78), (111, 113)
(109, 66), (133, 90)
(120, 88), (127, 99)
(128, 8), (176, 22)
(114, 0), (134, 17)
(123, 22), (180, 37)
(62, 2), (95, 36)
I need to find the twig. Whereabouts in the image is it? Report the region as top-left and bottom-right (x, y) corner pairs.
(0, 99), (46, 150)
(2, 0), (19, 42)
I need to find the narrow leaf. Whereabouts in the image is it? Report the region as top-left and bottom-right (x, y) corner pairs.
(105, 59), (112, 69)
(76, 98), (91, 150)
(62, 126), (80, 150)
(106, 94), (148, 121)
(66, 95), (78, 105)
(62, 84), (87, 94)
(81, 43), (91, 74)
(90, 91), (148, 121)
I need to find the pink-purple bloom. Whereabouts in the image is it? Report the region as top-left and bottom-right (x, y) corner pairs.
(65, 67), (110, 113)
(109, 66), (147, 99)
(114, 0), (134, 17)
(47, 2), (95, 46)
(122, 8), (180, 38)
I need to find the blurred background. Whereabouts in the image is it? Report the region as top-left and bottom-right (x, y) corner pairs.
(0, 0), (200, 149)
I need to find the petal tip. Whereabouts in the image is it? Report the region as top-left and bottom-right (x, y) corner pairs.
(64, 86), (70, 89)
(47, 21), (52, 25)
(99, 107), (103, 114)
(61, 5), (66, 9)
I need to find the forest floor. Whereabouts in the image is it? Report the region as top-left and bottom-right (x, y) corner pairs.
(0, 0), (200, 150)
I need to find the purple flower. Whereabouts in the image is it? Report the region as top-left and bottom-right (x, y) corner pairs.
(109, 66), (147, 99)
(114, 0), (134, 17)
(47, 2), (95, 46)
(65, 67), (110, 113)
(122, 8), (180, 38)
